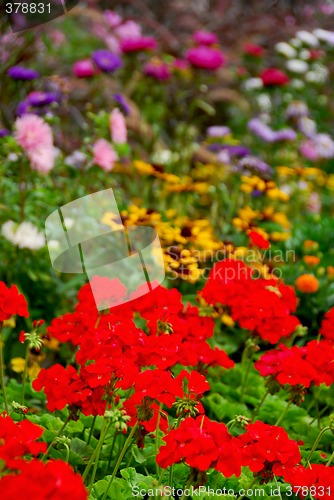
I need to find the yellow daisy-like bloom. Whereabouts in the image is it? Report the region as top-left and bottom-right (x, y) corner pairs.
(11, 357), (26, 373)
(163, 246), (204, 283)
(133, 160), (155, 175)
(270, 231), (291, 241)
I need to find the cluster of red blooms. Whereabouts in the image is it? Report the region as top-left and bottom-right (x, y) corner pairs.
(156, 415), (241, 477)
(157, 418), (306, 484)
(255, 308), (334, 398)
(283, 464), (334, 499)
(236, 421), (301, 483)
(0, 282), (29, 321)
(320, 307), (334, 341)
(33, 279), (233, 424)
(0, 414), (87, 499)
(200, 259), (300, 343)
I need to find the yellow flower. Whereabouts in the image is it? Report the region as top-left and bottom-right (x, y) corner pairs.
(11, 357), (26, 373)
(133, 160), (155, 175)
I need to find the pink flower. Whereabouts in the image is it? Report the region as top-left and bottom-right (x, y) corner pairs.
(192, 31), (218, 46)
(186, 46), (225, 70)
(110, 108), (127, 144)
(144, 60), (171, 81)
(93, 139), (118, 172)
(29, 146), (57, 174)
(15, 114), (53, 152)
(72, 59), (96, 78)
(115, 20), (142, 41)
(15, 114), (56, 174)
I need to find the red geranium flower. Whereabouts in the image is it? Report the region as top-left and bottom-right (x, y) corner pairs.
(0, 459), (87, 500)
(237, 421), (301, 482)
(260, 68), (289, 86)
(0, 282), (29, 321)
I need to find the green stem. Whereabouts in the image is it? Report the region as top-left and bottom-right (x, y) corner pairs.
(275, 400), (292, 426)
(237, 477), (257, 500)
(0, 327), (9, 414)
(326, 450), (334, 467)
(168, 465), (174, 488)
(87, 415), (96, 446)
(180, 474), (193, 500)
(88, 422), (111, 493)
(21, 344), (30, 405)
(252, 388), (270, 422)
(274, 475), (283, 500)
(306, 426), (330, 464)
(107, 431), (118, 471)
(82, 418), (109, 483)
(41, 419), (68, 461)
(101, 421), (139, 500)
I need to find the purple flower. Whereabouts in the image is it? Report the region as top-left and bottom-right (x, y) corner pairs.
(144, 60), (171, 81)
(186, 46), (225, 70)
(237, 155), (273, 179)
(16, 100), (33, 117)
(113, 94), (130, 115)
(221, 145), (250, 157)
(92, 50), (123, 72)
(7, 66), (39, 80)
(0, 129), (10, 138)
(192, 31), (218, 46)
(27, 91), (59, 107)
(274, 129), (297, 141)
(248, 118), (275, 142)
(248, 117), (296, 143)
(207, 126), (231, 138)
(251, 189), (263, 197)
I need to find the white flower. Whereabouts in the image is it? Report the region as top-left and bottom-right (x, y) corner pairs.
(296, 31), (319, 47)
(290, 79), (305, 89)
(313, 28), (334, 45)
(305, 64), (328, 84)
(290, 38), (303, 49)
(256, 94), (271, 112)
(299, 49), (311, 60)
(275, 42), (297, 58)
(314, 133), (334, 158)
(286, 59), (308, 73)
(2, 220), (45, 250)
(243, 77), (263, 91)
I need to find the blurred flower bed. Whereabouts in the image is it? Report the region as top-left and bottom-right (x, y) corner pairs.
(0, 2), (334, 499)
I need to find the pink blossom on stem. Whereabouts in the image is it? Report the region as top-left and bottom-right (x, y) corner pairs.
(110, 108), (127, 144)
(93, 139), (118, 172)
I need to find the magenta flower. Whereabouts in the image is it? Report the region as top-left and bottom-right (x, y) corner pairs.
(144, 60), (171, 81)
(192, 31), (218, 46)
(72, 59), (96, 78)
(93, 139), (118, 172)
(186, 46), (225, 70)
(120, 37), (157, 53)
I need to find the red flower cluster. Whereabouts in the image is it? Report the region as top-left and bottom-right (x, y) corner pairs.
(255, 340), (334, 389)
(200, 259), (299, 343)
(0, 281), (29, 321)
(157, 416), (241, 477)
(34, 281), (233, 419)
(320, 307), (334, 341)
(237, 421), (301, 483)
(1, 460), (87, 500)
(283, 464), (334, 499)
(0, 414), (46, 469)
(0, 415), (87, 500)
